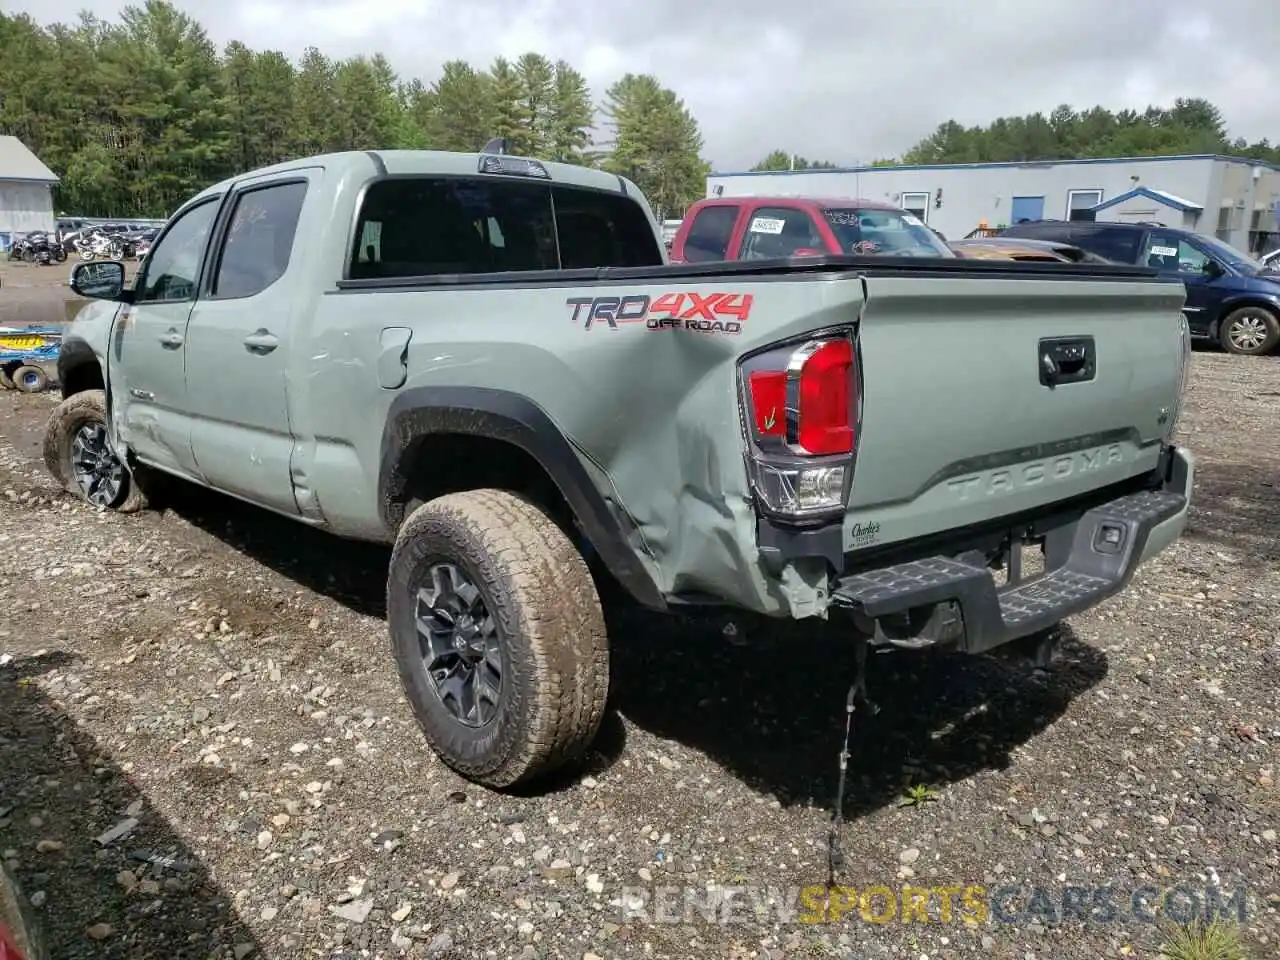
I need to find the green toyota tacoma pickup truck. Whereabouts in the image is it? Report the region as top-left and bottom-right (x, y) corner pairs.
(46, 148), (1195, 791)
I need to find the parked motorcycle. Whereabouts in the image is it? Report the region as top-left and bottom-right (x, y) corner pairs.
(5, 232), (65, 265)
(75, 230), (124, 262)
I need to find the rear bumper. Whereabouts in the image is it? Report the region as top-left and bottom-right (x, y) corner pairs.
(832, 446), (1194, 654)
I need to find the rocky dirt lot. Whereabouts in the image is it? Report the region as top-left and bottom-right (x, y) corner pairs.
(0, 350), (1277, 960)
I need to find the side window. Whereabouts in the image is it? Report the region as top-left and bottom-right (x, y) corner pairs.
(683, 205), (738, 262)
(1074, 226), (1141, 264)
(739, 207), (821, 260)
(349, 177), (556, 279)
(551, 185), (664, 269)
(134, 199), (220, 304)
(1143, 234), (1210, 274)
(211, 181), (308, 299)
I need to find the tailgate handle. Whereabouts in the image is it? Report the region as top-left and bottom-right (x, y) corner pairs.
(1038, 336), (1095, 388)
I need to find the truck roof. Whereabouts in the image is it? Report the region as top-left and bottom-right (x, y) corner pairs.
(190, 149), (638, 204)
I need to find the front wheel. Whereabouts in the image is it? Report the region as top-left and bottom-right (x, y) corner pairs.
(42, 389), (148, 513)
(386, 489), (609, 790)
(78, 248), (94, 262)
(1219, 306), (1280, 356)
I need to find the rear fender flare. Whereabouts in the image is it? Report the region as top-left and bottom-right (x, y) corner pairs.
(379, 386), (666, 610)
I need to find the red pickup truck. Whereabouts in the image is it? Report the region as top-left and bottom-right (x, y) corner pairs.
(669, 195), (954, 263)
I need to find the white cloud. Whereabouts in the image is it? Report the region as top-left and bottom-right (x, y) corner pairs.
(10, 0), (1280, 169)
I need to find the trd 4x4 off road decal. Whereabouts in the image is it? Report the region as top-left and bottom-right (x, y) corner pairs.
(566, 292), (754, 334)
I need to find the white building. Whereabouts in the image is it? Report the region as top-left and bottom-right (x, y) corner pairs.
(705, 154), (1280, 255)
(0, 136), (58, 246)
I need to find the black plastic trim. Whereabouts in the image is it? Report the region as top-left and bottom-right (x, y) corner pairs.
(364, 150), (388, 177)
(333, 252), (1171, 293)
(55, 337), (99, 396)
(378, 386), (666, 611)
(831, 448), (1190, 654)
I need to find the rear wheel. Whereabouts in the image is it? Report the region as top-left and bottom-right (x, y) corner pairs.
(12, 365), (47, 393)
(0, 366), (14, 390)
(1219, 306), (1280, 356)
(387, 489), (609, 789)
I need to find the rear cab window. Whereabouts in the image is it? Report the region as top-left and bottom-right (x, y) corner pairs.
(349, 177), (663, 279)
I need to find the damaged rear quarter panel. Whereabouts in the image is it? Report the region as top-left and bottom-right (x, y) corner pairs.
(307, 274), (868, 614)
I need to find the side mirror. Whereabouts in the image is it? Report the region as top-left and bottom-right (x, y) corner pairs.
(70, 260), (126, 300)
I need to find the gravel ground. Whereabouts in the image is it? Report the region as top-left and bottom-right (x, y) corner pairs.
(0, 350), (1277, 960)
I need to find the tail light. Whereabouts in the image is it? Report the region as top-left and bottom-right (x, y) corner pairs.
(739, 330), (859, 520)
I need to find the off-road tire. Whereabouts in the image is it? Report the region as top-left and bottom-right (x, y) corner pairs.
(12, 365), (47, 393)
(42, 389), (148, 513)
(0, 366), (14, 390)
(387, 489), (609, 789)
(1219, 306), (1280, 356)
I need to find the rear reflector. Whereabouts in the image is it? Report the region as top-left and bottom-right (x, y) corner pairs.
(748, 370), (787, 436)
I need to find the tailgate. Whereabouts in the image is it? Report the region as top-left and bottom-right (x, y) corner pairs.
(847, 272), (1188, 550)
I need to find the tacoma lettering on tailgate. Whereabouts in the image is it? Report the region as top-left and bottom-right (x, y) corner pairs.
(945, 443), (1125, 502)
(567, 293), (753, 334)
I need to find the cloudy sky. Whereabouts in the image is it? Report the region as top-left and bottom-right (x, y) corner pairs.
(10, 0), (1280, 171)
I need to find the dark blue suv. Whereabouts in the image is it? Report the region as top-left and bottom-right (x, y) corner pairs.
(1000, 220), (1280, 356)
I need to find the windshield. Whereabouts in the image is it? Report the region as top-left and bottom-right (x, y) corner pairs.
(1196, 234), (1266, 274)
(823, 208), (953, 257)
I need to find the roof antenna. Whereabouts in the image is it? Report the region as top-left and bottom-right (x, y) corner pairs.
(481, 137), (508, 155)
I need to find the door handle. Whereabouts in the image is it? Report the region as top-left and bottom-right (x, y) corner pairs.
(159, 329), (184, 349)
(1038, 336), (1096, 388)
(243, 329), (278, 355)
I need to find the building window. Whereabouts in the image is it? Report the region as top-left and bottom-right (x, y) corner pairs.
(899, 192), (930, 222)
(1216, 204), (1236, 241)
(1066, 189), (1103, 221)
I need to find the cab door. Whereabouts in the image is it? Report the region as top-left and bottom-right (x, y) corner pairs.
(111, 195), (223, 480)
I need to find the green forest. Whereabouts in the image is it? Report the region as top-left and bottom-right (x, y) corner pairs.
(751, 98), (1279, 171)
(0, 0), (707, 219)
(2, 0), (1277, 220)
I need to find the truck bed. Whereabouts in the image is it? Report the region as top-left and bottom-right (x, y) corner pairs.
(319, 253), (1186, 620)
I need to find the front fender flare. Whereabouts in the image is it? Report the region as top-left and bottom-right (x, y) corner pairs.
(379, 386), (666, 610)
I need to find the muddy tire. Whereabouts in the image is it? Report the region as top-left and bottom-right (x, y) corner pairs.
(12, 365), (48, 393)
(1219, 306), (1280, 356)
(42, 389), (148, 513)
(0, 366), (13, 390)
(387, 489), (609, 789)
